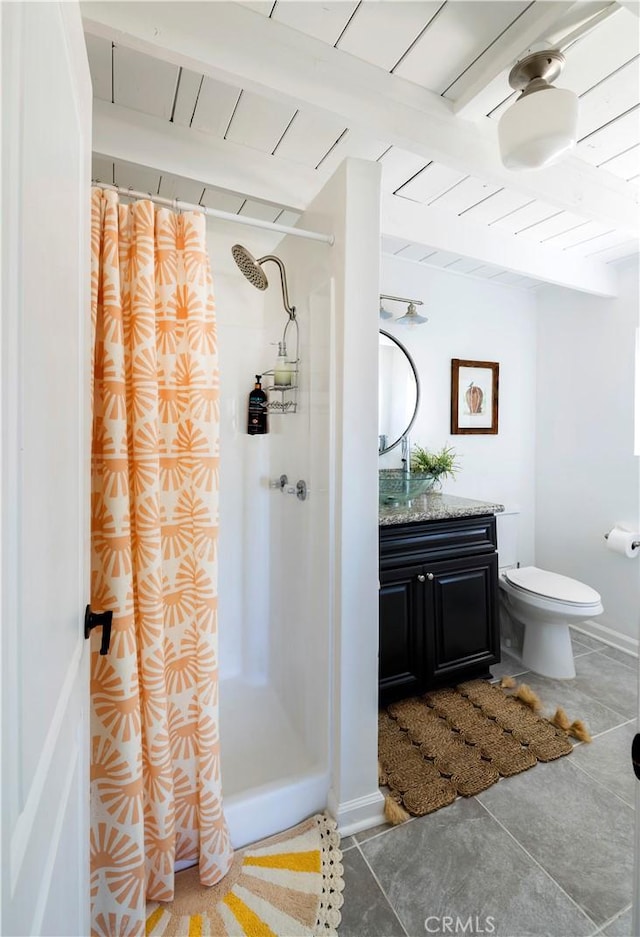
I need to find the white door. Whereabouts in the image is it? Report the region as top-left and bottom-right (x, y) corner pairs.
(1, 3), (92, 935)
(634, 754), (640, 937)
(633, 337), (640, 936)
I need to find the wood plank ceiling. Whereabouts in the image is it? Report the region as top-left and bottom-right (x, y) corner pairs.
(86, 1), (640, 290)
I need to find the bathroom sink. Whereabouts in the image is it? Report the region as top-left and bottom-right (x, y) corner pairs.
(379, 470), (437, 505)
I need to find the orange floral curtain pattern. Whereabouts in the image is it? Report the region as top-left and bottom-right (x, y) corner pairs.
(89, 188), (233, 937)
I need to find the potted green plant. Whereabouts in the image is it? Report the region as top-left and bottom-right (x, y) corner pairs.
(410, 444), (460, 488)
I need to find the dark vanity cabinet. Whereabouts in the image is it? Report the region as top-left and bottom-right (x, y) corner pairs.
(379, 514), (500, 706)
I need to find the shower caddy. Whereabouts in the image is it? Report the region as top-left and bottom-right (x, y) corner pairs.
(262, 314), (299, 415)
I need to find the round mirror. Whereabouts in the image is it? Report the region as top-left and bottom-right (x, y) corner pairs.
(378, 329), (420, 454)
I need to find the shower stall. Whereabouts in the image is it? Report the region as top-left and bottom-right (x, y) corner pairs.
(215, 230), (333, 848)
(200, 158), (383, 850)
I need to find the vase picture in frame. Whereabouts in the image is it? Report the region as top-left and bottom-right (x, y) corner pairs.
(451, 359), (499, 435)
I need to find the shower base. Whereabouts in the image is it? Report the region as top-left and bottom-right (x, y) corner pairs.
(219, 677), (329, 849)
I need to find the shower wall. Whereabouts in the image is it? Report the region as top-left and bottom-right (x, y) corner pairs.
(208, 222), (273, 683)
(264, 237), (334, 773)
(210, 218), (333, 847)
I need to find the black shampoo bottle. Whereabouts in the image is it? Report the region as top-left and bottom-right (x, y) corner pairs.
(247, 375), (268, 435)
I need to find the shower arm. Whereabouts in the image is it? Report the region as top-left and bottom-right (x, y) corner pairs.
(257, 254), (296, 319)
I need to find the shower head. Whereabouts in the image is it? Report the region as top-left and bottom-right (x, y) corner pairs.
(231, 244), (296, 319)
(231, 244), (269, 291)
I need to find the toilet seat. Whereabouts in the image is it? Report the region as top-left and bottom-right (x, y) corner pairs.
(503, 566), (601, 608)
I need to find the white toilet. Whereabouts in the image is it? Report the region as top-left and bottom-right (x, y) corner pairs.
(495, 511), (603, 679)
(498, 566), (603, 679)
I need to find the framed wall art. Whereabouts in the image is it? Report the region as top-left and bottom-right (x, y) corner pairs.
(451, 359), (499, 435)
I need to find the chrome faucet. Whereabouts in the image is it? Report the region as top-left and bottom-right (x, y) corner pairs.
(401, 434), (410, 478)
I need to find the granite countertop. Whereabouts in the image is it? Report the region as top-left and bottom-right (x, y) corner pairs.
(379, 492), (505, 526)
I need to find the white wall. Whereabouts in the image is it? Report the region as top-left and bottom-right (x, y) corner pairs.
(380, 255), (538, 565)
(263, 229), (333, 770)
(297, 158), (383, 833)
(535, 258), (640, 644)
(209, 222), (276, 681)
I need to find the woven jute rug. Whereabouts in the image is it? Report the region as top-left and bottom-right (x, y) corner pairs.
(145, 814), (344, 936)
(379, 679), (574, 817)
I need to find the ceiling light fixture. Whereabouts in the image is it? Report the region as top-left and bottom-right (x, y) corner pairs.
(498, 50), (578, 171)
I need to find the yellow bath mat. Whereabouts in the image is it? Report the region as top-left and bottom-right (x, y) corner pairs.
(145, 813), (343, 936)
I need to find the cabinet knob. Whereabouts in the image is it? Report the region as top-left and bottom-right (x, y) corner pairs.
(417, 574), (426, 582)
(427, 572), (434, 581)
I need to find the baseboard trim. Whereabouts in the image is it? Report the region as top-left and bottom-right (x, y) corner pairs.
(328, 788), (385, 837)
(571, 620), (638, 657)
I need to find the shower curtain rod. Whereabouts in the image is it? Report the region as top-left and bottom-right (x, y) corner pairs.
(92, 181), (334, 246)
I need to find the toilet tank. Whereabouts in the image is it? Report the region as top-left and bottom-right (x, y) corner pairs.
(496, 510), (519, 572)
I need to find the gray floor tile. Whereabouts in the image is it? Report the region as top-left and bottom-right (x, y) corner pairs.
(572, 720), (637, 807)
(477, 758), (634, 926)
(338, 847), (407, 937)
(490, 650), (529, 681)
(602, 905), (634, 936)
(360, 797), (595, 937)
(570, 629), (608, 651)
(594, 646), (639, 672)
(505, 669), (630, 738)
(340, 835), (357, 851)
(573, 653), (638, 720)
(354, 821), (394, 844)
(572, 635), (600, 659)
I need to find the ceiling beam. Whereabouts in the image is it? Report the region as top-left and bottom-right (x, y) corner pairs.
(615, 0), (640, 16)
(92, 99), (318, 210)
(93, 98), (618, 296)
(449, 1), (578, 118)
(82, 1), (639, 237)
(452, 2), (620, 119)
(381, 195), (618, 297)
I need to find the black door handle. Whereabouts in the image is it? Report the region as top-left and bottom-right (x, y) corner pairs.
(84, 605), (113, 656)
(632, 734), (640, 780)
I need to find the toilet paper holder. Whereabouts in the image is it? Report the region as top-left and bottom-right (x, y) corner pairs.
(604, 530), (640, 550)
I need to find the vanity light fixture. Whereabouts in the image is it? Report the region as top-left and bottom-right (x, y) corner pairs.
(380, 294), (428, 326)
(379, 302), (393, 320)
(397, 302), (428, 326)
(498, 49), (578, 171)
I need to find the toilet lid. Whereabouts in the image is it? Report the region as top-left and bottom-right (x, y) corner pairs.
(504, 566), (601, 605)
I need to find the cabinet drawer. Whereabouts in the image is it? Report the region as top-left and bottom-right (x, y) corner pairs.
(380, 515), (497, 569)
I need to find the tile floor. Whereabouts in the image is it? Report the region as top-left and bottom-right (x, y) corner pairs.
(338, 629), (638, 937)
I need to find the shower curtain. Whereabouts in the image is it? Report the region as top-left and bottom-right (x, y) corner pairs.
(89, 188), (233, 937)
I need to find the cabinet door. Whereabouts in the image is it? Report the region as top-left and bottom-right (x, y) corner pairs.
(379, 564), (426, 705)
(426, 553), (499, 682)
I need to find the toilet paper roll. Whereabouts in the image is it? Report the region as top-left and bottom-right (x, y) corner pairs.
(606, 527), (640, 558)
